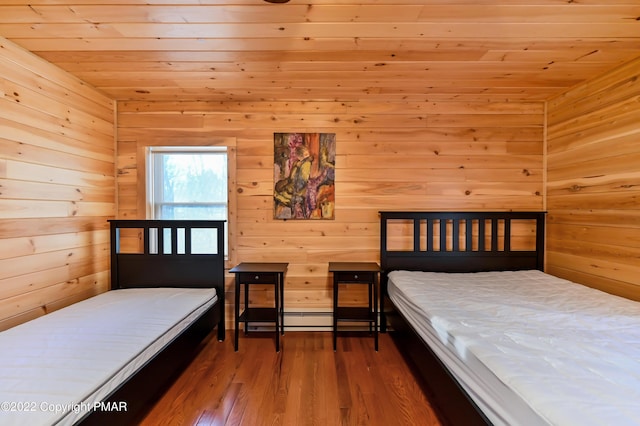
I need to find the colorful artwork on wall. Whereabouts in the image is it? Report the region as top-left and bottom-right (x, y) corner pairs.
(274, 132), (336, 220)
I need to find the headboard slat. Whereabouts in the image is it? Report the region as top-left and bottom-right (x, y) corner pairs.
(145, 227), (152, 254)
(465, 219), (473, 252)
(478, 219), (486, 252)
(452, 219), (460, 252)
(504, 219), (512, 252)
(185, 227), (192, 255)
(156, 228), (164, 254)
(491, 219), (498, 252)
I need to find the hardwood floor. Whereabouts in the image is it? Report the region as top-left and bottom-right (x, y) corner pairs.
(138, 331), (445, 426)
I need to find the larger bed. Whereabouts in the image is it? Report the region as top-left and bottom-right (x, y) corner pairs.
(380, 211), (640, 426)
(0, 220), (225, 425)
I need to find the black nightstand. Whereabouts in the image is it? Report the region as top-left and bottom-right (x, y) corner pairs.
(329, 262), (380, 351)
(231, 262), (288, 352)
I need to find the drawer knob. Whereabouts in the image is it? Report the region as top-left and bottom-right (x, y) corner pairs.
(255, 275), (260, 280)
(354, 274), (358, 279)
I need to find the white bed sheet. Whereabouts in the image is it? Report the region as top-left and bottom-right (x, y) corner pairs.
(388, 269), (640, 426)
(0, 287), (217, 426)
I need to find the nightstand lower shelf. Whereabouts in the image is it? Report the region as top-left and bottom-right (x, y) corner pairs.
(335, 307), (376, 322)
(238, 307), (278, 323)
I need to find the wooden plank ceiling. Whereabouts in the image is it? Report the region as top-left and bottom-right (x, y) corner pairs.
(1, 0), (639, 102)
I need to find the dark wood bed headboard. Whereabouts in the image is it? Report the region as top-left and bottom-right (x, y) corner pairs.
(109, 220), (226, 291)
(379, 211), (546, 273)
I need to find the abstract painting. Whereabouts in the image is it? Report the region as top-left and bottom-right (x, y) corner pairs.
(274, 132), (336, 220)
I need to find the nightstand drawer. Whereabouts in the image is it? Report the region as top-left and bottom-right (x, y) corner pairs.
(335, 271), (374, 283)
(237, 272), (278, 284)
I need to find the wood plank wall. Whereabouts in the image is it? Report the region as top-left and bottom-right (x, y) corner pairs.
(0, 37), (115, 331)
(117, 100), (544, 328)
(546, 57), (640, 301)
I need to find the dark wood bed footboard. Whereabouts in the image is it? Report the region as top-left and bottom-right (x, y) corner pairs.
(77, 220), (227, 425)
(379, 211), (546, 425)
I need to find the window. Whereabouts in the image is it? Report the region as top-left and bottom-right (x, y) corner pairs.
(147, 146), (228, 256)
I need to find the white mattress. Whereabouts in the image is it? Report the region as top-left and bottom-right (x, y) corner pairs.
(388, 269), (640, 426)
(0, 287), (217, 426)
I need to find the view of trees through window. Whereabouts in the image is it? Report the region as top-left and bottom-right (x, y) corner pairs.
(148, 147), (228, 255)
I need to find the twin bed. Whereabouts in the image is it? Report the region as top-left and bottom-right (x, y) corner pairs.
(380, 211), (640, 425)
(0, 220), (225, 425)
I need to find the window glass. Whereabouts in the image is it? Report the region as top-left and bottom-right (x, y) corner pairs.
(148, 147), (228, 256)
